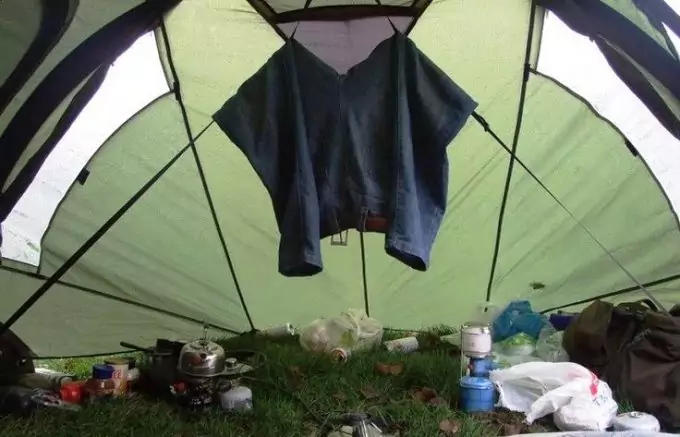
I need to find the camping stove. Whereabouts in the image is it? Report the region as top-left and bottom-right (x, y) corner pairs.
(173, 375), (215, 411)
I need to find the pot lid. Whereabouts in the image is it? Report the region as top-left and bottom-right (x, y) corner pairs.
(184, 339), (222, 352)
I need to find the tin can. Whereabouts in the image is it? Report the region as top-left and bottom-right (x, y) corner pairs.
(104, 358), (129, 397)
(32, 368), (74, 390)
(384, 336), (419, 353)
(257, 323), (295, 338)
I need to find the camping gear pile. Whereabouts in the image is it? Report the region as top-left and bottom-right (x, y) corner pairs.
(563, 299), (680, 430)
(0, 324), (262, 416)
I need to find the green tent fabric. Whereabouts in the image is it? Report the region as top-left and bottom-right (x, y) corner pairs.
(0, 0), (679, 357)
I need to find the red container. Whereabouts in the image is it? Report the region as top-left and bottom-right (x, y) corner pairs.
(60, 381), (84, 404)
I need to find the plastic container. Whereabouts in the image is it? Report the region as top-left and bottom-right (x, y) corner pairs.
(459, 376), (495, 412)
(92, 364), (114, 379)
(384, 336), (419, 353)
(611, 412), (660, 432)
(60, 381), (85, 404)
(104, 358), (129, 396)
(219, 386), (253, 412)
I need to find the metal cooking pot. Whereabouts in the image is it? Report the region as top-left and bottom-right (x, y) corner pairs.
(177, 338), (226, 377)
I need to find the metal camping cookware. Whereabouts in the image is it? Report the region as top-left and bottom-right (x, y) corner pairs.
(177, 328), (226, 377)
(120, 340), (180, 388)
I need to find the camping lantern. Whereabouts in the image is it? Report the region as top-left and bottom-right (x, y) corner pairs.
(461, 322), (492, 358)
(459, 322), (493, 378)
(459, 322), (496, 412)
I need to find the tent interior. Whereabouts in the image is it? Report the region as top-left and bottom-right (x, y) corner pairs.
(0, 0), (680, 359)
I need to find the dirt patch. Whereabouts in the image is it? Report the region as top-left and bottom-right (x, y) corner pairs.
(470, 409), (556, 435)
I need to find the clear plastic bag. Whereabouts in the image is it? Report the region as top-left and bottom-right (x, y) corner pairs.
(535, 325), (569, 362)
(299, 309), (383, 354)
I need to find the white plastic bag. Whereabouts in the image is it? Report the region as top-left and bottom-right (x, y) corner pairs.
(553, 379), (618, 431)
(299, 309), (383, 354)
(490, 362), (617, 430)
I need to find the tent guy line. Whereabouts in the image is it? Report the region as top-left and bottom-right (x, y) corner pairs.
(158, 19), (256, 331)
(471, 111), (668, 314)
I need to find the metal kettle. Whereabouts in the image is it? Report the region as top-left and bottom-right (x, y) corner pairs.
(177, 325), (226, 377)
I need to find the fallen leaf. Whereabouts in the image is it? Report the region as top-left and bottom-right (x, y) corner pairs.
(375, 361), (404, 376)
(438, 419), (460, 436)
(428, 396), (449, 406)
(286, 365), (305, 388)
(332, 392), (347, 401)
(288, 365), (303, 376)
(360, 386), (380, 400)
(420, 387), (437, 400)
(411, 386), (438, 403)
(388, 362), (404, 375)
(375, 362), (391, 375)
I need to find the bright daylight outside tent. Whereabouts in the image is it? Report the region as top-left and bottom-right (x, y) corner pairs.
(0, 0), (679, 358)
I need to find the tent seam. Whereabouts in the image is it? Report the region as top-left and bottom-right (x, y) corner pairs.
(540, 272), (680, 313)
(34, 92), (173, 276)
(0, 120), (214, 337)
(0, 264), (241, 335)
(483, 0), (538, 303)
(530, 68), (680, 245)
(0, 65), (111, 224)
(158, 20), (256, 332)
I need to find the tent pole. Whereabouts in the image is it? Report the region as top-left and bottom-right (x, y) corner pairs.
(0, 122), (213, 337)
(359, 232), (370, 316)
(483, 0), (538, 304)
(158, 21), (256, 332)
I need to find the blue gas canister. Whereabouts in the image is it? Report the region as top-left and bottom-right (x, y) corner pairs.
(459, 376), (495, 413)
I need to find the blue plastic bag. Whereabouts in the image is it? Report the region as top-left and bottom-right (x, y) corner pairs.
(491, 300), (548, 342)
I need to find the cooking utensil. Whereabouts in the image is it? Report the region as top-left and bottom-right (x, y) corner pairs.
(221, 357), (253, 376)
(120, 341), (178, 390)
(120, 341), (174, 367)
(177, 336), (226, 378)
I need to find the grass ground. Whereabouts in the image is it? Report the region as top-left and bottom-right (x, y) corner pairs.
(0, 328), (555, 437)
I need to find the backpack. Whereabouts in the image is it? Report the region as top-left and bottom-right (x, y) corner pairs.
(563, 299), (680, 429)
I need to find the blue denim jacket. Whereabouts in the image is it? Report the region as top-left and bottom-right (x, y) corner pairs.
(213, 33), (477, 277)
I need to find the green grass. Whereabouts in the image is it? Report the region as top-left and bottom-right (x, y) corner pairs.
(0, 328), (554, 437)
